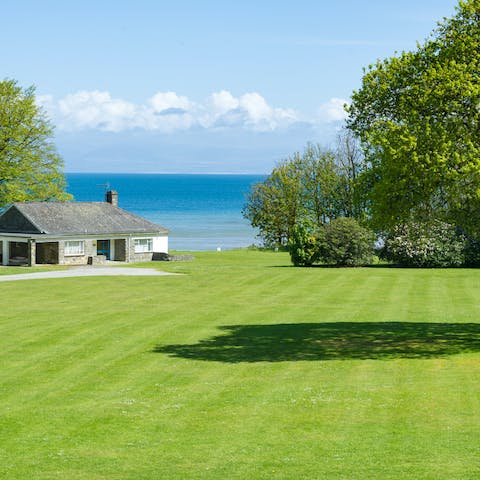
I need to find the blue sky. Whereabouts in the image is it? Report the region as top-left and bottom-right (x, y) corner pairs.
(1, 0), (459, 173)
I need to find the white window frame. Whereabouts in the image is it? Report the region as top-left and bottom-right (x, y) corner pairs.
(64, 240), (85, 256)
(134, 238), (153, 253)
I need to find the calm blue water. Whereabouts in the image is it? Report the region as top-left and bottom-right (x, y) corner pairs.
(66, 173), (266, 251)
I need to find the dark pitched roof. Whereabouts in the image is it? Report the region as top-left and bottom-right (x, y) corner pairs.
(0, 202), (168, 235)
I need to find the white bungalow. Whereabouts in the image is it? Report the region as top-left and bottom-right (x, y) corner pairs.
(0, 191), (169, 266)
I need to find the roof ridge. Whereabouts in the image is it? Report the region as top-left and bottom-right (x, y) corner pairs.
(6, 201), (169, 235)
(13, 201), (107, 205)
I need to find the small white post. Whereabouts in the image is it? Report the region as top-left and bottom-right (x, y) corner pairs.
(126, 237), (131, 263)
(2, 240), (8, 266)
(110, 239), (115, 261)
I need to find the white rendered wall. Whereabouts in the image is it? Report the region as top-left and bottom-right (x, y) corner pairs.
(153, 235), (168, 253)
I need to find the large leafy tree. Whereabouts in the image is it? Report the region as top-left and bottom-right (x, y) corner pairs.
(300, 144), (341, 226)
(335, 128), (365, 219)
(347, 0), (480, 234)
(0, 79), (71, 208)
(243, 159), (304, 246)
(243, 138), (364, 247)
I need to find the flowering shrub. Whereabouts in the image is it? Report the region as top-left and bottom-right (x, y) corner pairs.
(381, 221), (466, 267)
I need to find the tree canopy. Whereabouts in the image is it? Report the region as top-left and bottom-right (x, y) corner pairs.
(347, 0), (480, 235)
(243, 133), (364, 247)
(242, 158), (304, 246)
(0, 79), (71, 208)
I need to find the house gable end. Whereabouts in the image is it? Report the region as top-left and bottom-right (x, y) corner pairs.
(0, 206), (42, 234)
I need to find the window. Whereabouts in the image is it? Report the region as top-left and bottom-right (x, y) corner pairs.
(65, 240), (85, 256)
(134, 238), (153, 253)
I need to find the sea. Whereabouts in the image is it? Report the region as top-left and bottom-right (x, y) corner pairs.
(66, 173), (266, 251)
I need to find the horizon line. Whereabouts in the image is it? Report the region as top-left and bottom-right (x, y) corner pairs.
(65, 171), (269, 175)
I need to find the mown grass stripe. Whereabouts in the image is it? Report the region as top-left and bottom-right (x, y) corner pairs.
(1, 251), (480, 479)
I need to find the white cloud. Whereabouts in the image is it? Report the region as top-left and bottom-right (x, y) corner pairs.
(317, 97), (349, 123)
(208, 90), (239, 115)
(38, 89), (346, 133)
(203, 90), (298, 131)
(240, 92), (273, 123)
(149, 91), (192, 113)
(57, 91), (137, 131)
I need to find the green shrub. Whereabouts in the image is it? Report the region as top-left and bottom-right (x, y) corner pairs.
(381, 220), (466, 267)
(317, 217), (375, 266)
(462, 237), (480, 267)
(288, 223), (319, 266)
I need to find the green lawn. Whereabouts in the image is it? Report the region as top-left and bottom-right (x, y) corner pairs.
(1, 250), (479, 479)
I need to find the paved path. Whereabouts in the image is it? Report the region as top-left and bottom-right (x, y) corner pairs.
(0, 266), (179, 282)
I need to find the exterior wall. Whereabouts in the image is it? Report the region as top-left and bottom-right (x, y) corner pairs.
(129, 235), (168, 262)
(128, 239), (153, 262)
(132, 252), (154, 262)
(0, 233), (169, 265)
(153, 235), (168, 253)
(59, 236), (166, 264)
(58, 239), (96, 265)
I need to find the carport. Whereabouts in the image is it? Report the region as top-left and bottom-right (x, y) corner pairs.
(0, 236), (36, 266)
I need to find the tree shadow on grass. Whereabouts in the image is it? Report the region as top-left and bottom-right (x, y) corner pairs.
(153, 322), (480, 362)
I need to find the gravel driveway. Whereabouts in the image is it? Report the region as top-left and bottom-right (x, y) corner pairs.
(0, 266), (178, 282)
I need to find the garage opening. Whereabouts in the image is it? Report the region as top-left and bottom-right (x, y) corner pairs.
(9, 241), (29, 265)
(36, 242), (59, 264)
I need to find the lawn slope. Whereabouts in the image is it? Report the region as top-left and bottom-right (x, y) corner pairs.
(1, 250), (479, 479)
